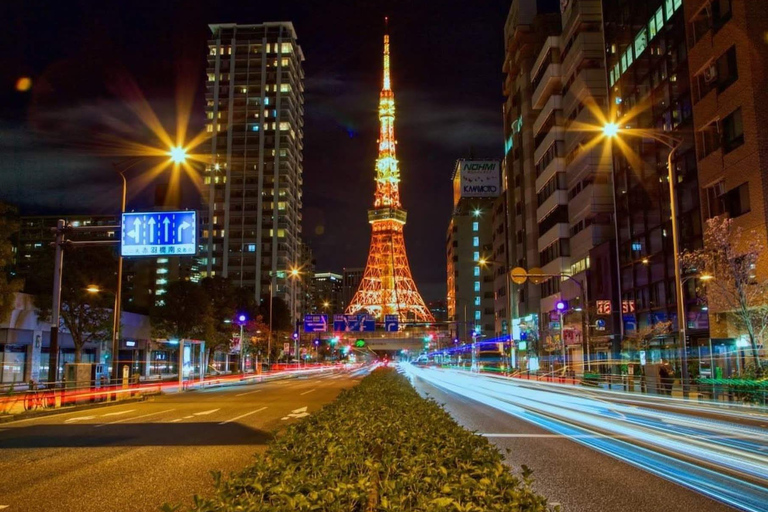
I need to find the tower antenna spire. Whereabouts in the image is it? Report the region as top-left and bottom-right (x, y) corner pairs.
(382, 17), (391, 91)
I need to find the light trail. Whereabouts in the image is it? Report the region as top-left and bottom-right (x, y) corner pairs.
(403, 364), (768, 512)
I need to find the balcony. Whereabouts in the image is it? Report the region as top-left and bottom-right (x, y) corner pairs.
(562, 68), (607, 118)
(537, 221), (569, 251)
(568, 223), (614, 260)
(534, 126), (564, 163)
(533, 94), (563, 136)
(567, 183), (613, 220)
(532, 63), (562, 110)
(561, 32), (604, 83)
(535, 157), (565, 191)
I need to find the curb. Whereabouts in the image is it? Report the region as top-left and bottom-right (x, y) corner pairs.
(0, 395), (154, 424)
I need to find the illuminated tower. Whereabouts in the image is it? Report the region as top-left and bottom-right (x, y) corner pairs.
(346, 22), (434, 323)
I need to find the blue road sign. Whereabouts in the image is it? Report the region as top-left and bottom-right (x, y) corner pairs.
(385, 315), (399, 332)
(303, 315), (328, 333)
(333, 314), (375, 332)
(121, 211), (197, 257)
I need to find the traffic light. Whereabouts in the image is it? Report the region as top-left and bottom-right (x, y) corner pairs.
(555, 300), (567, 312)
(355, 339), (366, 348)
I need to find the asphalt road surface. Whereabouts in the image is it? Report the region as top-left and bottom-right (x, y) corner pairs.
(404, 365), (768, 512)
(0, 369), (366, 512)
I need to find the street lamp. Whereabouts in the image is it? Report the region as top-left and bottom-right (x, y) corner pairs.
(169, 146), (187, 164)
(476, 257), (512, 344)
(237, 314), (247, 373)
(603, 123), (690, 396)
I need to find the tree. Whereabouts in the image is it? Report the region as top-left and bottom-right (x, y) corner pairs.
(681, 216), (768, 370)
(201, 276), (237, 362)
(30, 246), (116, 363)
(244, 315), (276, 361)
(0, 202), (22, 323)
(624, 320), (672, 352)
(151, 280), (210, 341)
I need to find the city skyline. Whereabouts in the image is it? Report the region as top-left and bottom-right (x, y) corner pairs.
(0, 0), (512, 302)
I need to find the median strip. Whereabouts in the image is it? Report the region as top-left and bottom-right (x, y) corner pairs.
(171, 368), (551, 511)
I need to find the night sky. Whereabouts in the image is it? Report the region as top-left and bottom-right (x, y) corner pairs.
(0, 0), (510, 301)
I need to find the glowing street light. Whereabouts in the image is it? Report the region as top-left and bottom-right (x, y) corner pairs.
(86, 285), (102, 294)
(602, 122), (619, 138)
(169, 145), (188, 164)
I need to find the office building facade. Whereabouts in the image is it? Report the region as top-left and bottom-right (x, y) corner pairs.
(204, 22), (305, 321)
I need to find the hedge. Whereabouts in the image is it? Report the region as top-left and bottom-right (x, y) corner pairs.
(696, 377), (768, 404)
(166, 367), (553, 512)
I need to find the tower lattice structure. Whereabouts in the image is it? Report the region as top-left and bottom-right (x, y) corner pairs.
(346, 24), (434, 323)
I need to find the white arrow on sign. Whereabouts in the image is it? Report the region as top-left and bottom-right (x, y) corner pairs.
(147, 217), (156, 243)
(132, 218), (142, 243)
(163, 217), (170, 241)
(178, 221), (191, 242)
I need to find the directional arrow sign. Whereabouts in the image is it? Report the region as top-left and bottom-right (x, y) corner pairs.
(178, 221), (191, 241)
(147, 217), (156, 243)
(121, 211), (196, 257)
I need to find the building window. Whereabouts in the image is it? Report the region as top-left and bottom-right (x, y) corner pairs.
(724, 182), (750, 218)
(474, 296), (481, 306)
(247, 244), (256, 252)
(722, 108), (744, 153)
(474, 310), (481, 321)
(473, 251), (480, 261)
(716, 46), (738, 93)
(474, 281), (480, 292)
(634, 28), (648, 58)
(472, 221), (479, 232)
(473, 236), (479, 247)
(698, 120), (721, 157)
(704, 181), (726, 219)
(474, 266), (480, 277)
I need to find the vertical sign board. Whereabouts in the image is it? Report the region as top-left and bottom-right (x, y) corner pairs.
(453, 160), (501, 206)
(121, 211), (197, 257)
(384, 315), (399, 332)
(303, 315), (328, 333)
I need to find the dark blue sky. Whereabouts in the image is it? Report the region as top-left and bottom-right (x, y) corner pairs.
(0, 0), (510, 301)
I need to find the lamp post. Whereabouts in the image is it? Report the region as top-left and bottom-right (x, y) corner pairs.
(477, 258), (512, 342)
(237, 314), (247, 373)
(555, 300), (567, 370)
(289, 267), (302, 365)
(603, 123), (690, 396)
(110, 145), (187, 385)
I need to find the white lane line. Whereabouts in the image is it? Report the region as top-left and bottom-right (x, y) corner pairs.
(193, 408), (221, 416)
(0, 505), (9, 509)
(102, 409), (135, 417)
(235, 389), (262, 397)
(65, 415), (96, 423)
(219, 407), (268, 425)
(169, 418), (183, 423)
(94, 409), (176, 428)
(183, 416), (194, 419)
(299, 388), (316, 396)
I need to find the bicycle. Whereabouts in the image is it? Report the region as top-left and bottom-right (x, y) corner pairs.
(23, 381), (55, 411)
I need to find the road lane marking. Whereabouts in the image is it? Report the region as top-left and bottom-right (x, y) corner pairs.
(219, 407), (268, 425)
(299, 388), (316, 395)
(281, 406), (310, 421)
(235, 389), (262, 397)
(193, 408), (220, 416)
(101, 410), (135, 417)
(65, 415), (96, 423)
(94, 409), (176, 427)
(183, 416), (194, 419)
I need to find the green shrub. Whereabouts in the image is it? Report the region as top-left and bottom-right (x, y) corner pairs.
(697, 376), (768, 405)
(169, 367), (552, 511)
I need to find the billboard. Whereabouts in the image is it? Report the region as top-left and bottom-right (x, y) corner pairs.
(121, 211), (197, 257)
(454, 160), (500, 203)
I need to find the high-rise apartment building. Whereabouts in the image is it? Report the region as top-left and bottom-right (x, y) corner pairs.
(500, 1), (561, 351)
(603, 0), (709, 349)
(308, 272), (343, 315)
(686, 0), (768, 341)
(447, 159), (500, 340)
(528, 0), (617, 362)
(204, 23), (305, 321)
(341, 267), (364, 311)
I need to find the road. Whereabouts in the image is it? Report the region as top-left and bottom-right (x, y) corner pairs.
(404, 365), (768, 512)
(0, 368), (367, 512)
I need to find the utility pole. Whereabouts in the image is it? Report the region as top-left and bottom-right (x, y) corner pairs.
(48, 219), (65, 384)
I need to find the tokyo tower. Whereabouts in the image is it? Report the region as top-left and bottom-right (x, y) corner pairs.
(346, 21), (434, 323)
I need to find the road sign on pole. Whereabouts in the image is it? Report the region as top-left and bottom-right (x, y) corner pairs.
(303, 315), (328, 333)
(120, 211), (196, 257)
(384, 315), (399, 332)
